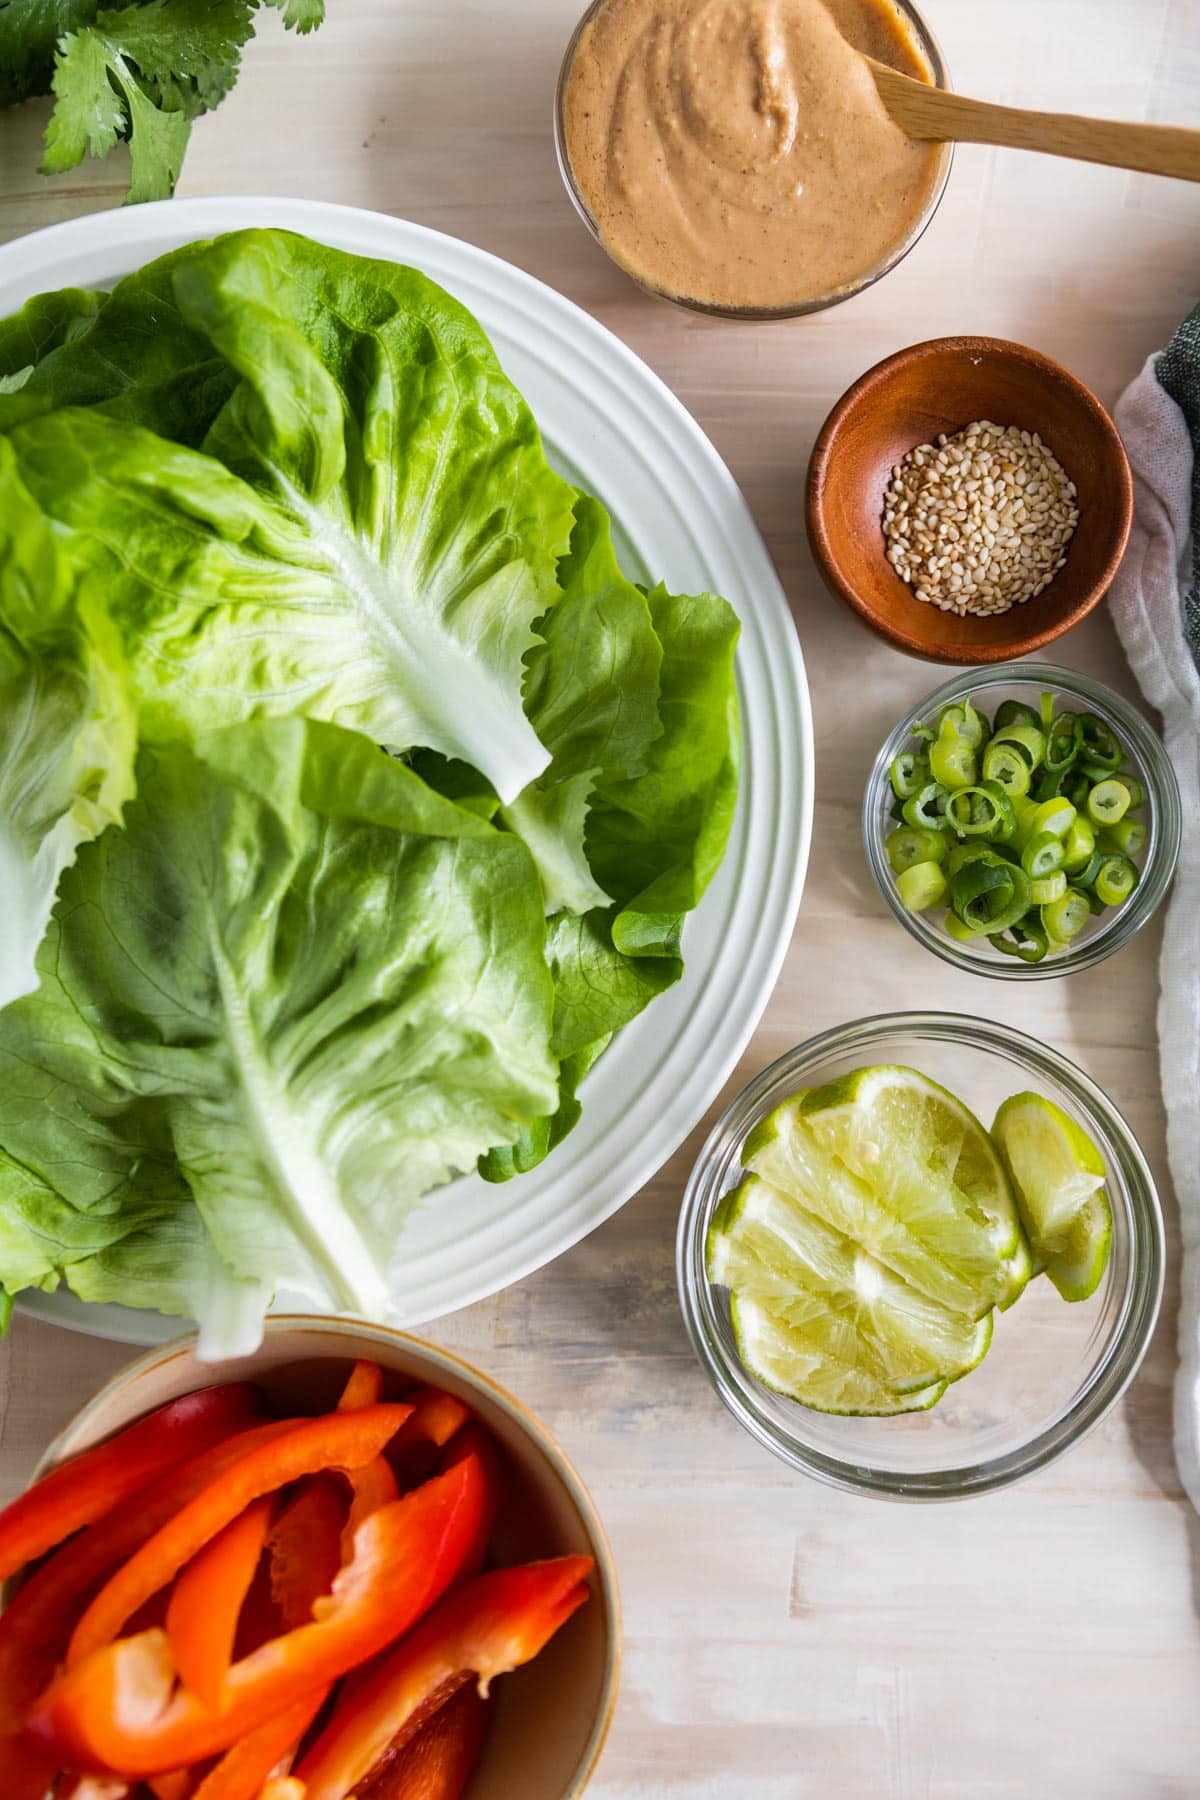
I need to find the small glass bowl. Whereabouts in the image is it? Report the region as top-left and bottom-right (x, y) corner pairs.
(676, 1013), (1164, 1500)
(553, 0), (955, 321)
(864, 663), (1182, 979)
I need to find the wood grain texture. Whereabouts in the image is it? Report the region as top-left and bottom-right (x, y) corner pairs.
(869, 58), (1200, 183)
(2, 1), (1200, 1793)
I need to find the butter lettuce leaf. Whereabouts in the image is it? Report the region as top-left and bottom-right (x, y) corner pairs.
(0, 719), (557, 1347)
(173, 229), (576, 801)
(0, 437), (135, 1007)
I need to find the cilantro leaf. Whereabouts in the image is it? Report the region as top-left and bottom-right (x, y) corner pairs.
(0, 0), (97, 104)
(10, 0), (322, 203)
(262, 0), (323, 33)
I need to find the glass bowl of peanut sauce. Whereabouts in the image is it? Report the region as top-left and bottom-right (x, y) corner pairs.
(554, 0), (955, 320)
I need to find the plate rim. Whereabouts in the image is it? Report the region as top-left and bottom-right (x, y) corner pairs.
(0, 196), (814, 1347)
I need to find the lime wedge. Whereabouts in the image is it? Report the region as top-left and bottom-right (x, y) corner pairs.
(730, 1292), (949, 1418)
(707, 1175), (993, 1412)
(745, 1067), (1030, 1317)
(990, 1093), (1112, 1302)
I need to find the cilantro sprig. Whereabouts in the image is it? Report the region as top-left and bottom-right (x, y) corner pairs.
(0, 0), (325, 202)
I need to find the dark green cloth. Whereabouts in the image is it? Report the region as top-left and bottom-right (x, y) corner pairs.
(1156, 306), (1200, 667)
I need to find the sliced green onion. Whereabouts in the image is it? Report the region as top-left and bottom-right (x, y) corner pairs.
(990, 724), (1046, 769)
(981, 741), (1032, 797)
(1030, 797), (1077, 840)
(944, 912), (987, 942)
(886, 825), (949, 874)
(1077, 712), (1122, 772)
(1021, 831), (1066, 881)
(1062, 815), (1096, 874)
(889, 749), (930, 799)
(1031, 871), (1068, 905)
(1075, 850), (1104, 890)
(936, 699), (989, 749)
(1119, 775), (1147, 810)
(945, 783), (1016, 842)
(1042, 888), (1091, 943)
(1040, 690), (1056, 733)
(930, 732), (977, 790)
(901, 782), (950, 831)
(990, 917), (1050, 963)
(1094, 855), (1139, 907)
(1087, 779), (1131, 826)
(1009, 794), (1041, 851)
(1045, 712), (1081, 774)
(896, 861), (948, 912)
(1099, 817), (1147, 860)
(945, 842), (994, 876)
(994, 699), (1040, 731)
(951, 857), (1032, 934)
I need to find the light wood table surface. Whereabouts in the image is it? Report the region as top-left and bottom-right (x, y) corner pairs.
(2, 2), (1200, 1793)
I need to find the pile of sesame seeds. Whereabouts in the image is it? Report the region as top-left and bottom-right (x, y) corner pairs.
(882, 420), (1080, 618)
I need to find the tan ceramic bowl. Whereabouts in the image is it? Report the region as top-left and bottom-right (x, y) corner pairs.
(806, 336), (1134, 663)
(27, 1316), (621, 1799)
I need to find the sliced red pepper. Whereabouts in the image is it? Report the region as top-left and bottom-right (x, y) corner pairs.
(439, 1425), (500, 1583)
(388, 1391), (471, 1493)
(337, 1362), (384, 1411)
(258, 1783), (304, 1800)
(342, 1457), (398, 1561)
(165, 1496), (274, 1712)
(269, 1474), (347, 1631)
(361, 1682), (490, 1800)
(294, 1557), (593, 1800)
(0, 1421), (298, 1800)
(147, 1775), (195, 1800)
(0, 1384), (262, 1584)
(29, 1456), (486, 1778)
(189, 1687), (328, 1800)
(68, 1405), (412, 1668)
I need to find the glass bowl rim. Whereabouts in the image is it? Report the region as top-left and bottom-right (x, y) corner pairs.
(552, 0), (956, 321)
(863, 662), (1183, 980)
(676, 1009), (1165, 1500)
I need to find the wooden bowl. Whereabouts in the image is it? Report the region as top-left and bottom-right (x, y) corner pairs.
(806, 337), (1133, 663)
(25, 1317), (621, 1799)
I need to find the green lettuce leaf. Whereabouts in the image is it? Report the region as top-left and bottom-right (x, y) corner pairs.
(0, 718), (558, 1348)
(172, 229), (576, 801)
(587, 581), (741, 957)
(0, 436), (135, 1007)
(480, 575), (740, 1180)
(0, 250), (238, 443)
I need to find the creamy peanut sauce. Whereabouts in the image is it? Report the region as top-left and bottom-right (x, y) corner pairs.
(563, 0), (944, 311)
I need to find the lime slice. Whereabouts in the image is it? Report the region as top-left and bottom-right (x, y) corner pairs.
(707, 1175), (993, 1411)
(745, 1067), (1030, 1316)
(730, 1292), (949, 1418)
(990, 1093), (1112, 1302)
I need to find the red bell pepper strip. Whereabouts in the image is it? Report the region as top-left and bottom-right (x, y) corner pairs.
(0, 1384), (262, 1584)
(258, 1783), (304, 1800)
(294, 1557), (593, 1800)
(0, 1421), (298, 1800)
(337, 1362), (384, 1410)
(439, 1425), (500, 1583)
(147, 1775), (194, 1800)
(165, 1496), (274, 1712)
(366, 1681), (490, 1800)
(341, 1458), (398, 1561)
(269, 1474), (347, 1630)
(388, 1392), (471, 1493)
(68, 1405), (412, 1668)
(29, 1456), (486, 1778)
(190, 1687), (327, 1800)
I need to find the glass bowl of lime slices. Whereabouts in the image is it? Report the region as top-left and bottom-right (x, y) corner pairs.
(676, 1013), (1164, 1500)
(864, 664), (1181, 978)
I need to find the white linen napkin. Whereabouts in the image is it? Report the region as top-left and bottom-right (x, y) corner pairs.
(1109, 355), (1200, 1511)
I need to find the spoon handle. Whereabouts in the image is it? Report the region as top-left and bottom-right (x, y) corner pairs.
(869, 60), (1200, 184)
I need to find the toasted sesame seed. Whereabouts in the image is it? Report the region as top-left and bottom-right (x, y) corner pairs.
(880, 421), (1079, 618)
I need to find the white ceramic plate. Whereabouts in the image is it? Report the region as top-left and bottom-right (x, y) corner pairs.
(0, 197), (812, 1346)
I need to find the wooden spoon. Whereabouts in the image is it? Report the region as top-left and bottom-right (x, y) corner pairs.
(867, 58), (1200, 183)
